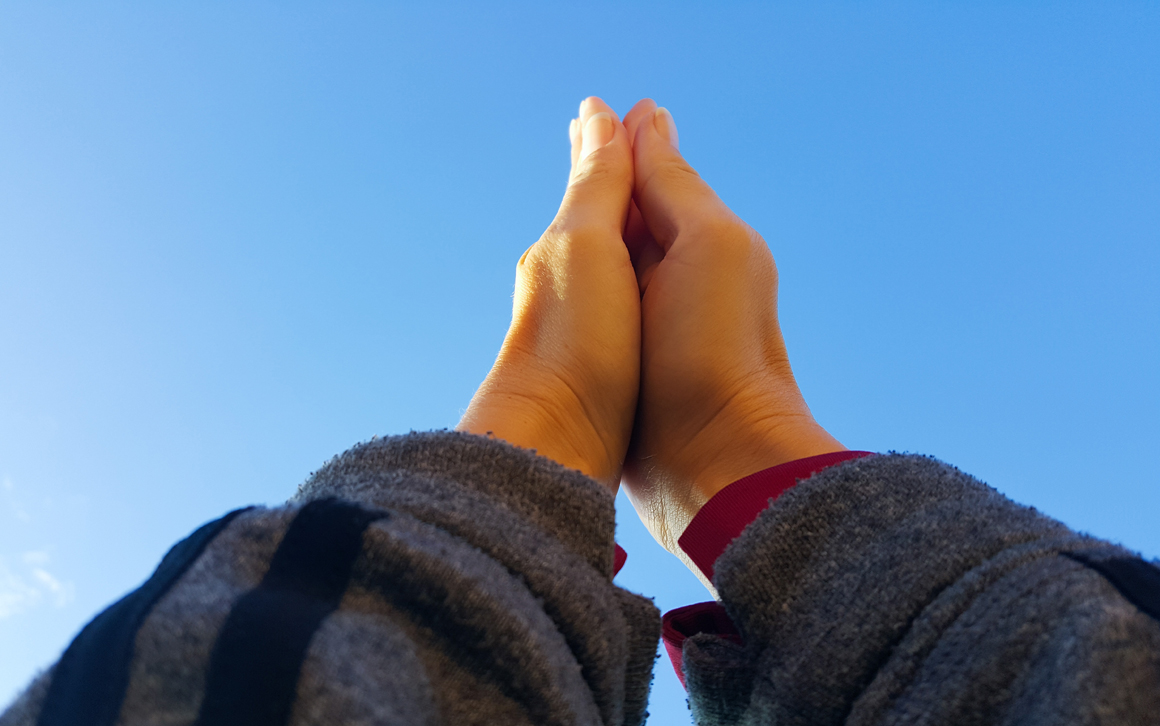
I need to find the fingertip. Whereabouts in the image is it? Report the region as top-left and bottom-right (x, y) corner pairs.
(632, 107), (681, 159)
(580, 96), (621, 124)
(624, 98), (659, 146)
(569, 117), (582, 173)
(580, 112), (617, 161)
(653, 107), (679, 151)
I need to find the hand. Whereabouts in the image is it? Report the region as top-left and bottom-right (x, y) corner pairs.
(620, 99), (846, 555)
(457, 97), (640, 492)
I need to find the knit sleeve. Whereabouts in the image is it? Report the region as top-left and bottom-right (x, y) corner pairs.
(0, 431), (660, 726)
(683, 453), (1160, 726)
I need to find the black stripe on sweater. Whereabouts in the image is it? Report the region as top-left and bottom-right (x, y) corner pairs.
(1062, 552), (1160, 623)
(36, 507), (254, 726)
(194, 497), (387, 726)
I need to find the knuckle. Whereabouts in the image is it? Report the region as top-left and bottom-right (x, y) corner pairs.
(542, 223), (605, 250)
(533, 232), (593, 272)
(660, 160), (705, 189)
(569, 158), (627, 194)
(640, 159), (703, 198)
(690, 215), (759, 256)
(516, 241), (540, 271)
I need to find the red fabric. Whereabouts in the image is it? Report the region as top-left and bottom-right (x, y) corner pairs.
(661, 602), (741, 688)
(660, 451), (875, 687)
(613, 544), (627, 575)
(677, 451), (874, 581)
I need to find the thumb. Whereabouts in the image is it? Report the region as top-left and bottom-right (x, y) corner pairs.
(551, 97), (634, 238)
(631, 106), (736, 252)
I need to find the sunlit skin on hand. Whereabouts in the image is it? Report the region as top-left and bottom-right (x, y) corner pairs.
(458, 97), (642, 491)
(618, 98), (845, 557)
(459, 96), (845, 571)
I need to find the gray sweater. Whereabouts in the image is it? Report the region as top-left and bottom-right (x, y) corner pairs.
(2, 432), (1158, 725)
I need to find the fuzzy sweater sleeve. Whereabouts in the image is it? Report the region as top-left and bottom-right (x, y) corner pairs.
(683, 453), (1160, 726)
(0, 431), (660, 726)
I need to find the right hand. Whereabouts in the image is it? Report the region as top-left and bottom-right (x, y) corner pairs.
(620, 99), (847, 560)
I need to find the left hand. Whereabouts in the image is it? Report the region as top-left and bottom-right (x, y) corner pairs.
(457, 97), (641, 492)
(616, 99), (845, 554)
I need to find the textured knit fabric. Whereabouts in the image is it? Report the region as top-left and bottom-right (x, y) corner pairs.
(3, 440), (1158, 725)
(0, 431), (660, 726)
(677, 451), (874, 581)
(684, 453), (1160, 725)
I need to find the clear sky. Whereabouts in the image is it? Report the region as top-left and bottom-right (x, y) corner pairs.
(1, 3), (1157, 722)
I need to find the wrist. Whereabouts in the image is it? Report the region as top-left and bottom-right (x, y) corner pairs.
(457, 379), (624, 491)
(625, 406), (844, 557)
(652, 408), (844, 550)
(687, 417), (846, 506)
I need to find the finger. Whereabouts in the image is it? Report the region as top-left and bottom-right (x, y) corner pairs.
(569, 117), (581, 179)
(551, 96), (634, 237)
(569, 93), (620, 181)
(632, 106), (736, 252)
(623, 98), (658, 148)
(579, 95), (621, 125)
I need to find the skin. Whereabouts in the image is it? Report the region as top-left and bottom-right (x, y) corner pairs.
(458, 97), (641, 491)
(459, 96), (845, 582)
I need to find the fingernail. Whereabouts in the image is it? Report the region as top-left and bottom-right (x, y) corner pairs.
(580, 112), (615, 160)
(654, 107), (679, 150)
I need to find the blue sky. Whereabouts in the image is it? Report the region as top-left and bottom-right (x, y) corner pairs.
(1, 3), (1157, 722)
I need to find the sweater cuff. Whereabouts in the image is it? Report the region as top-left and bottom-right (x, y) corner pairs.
(295, 430), (620, 578)
(677, 451), (875, 581)
(661, 602), (741, 688)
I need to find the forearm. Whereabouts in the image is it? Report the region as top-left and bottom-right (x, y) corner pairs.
(685, 454), (1160, 725)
